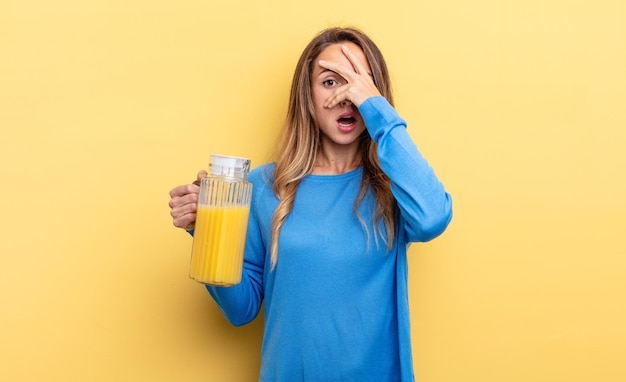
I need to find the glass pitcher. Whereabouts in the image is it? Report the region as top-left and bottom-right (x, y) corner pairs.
(189, 154), (252, 286)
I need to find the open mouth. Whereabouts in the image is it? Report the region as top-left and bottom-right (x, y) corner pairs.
(337, 116), (356, 127)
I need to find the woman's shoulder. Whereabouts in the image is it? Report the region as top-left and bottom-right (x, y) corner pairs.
(249, 162), (276, 187)
(248, 163), (278, 207)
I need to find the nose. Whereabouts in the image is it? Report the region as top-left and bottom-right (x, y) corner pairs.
(340, 99), (352, 107)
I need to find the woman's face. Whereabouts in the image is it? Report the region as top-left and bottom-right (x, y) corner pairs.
(311, 42), (369, 151)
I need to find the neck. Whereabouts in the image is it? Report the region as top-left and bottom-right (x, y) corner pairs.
(312, 146), (362, 175)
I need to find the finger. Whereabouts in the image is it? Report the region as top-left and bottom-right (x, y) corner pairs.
(324, 86), (350, 109)
(169, 191), (199, 210)
(173, 211), (197, 229)
(318, 59), (355, 83)
(318, 46), (366, 78)
(170, 197), (199, 230)
(171, 199), (198, 218)
(196, 170), (208, 184)
(169, 183), (200, 198)
(340, 45), (369, 75)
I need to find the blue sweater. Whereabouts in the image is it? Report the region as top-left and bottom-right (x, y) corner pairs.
(206, 96), (453, 381)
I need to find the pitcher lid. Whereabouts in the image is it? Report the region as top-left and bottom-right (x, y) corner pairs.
(210, 154), (251, 178)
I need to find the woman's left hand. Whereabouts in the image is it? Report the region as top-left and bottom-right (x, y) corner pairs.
(318, 44), (382, 108)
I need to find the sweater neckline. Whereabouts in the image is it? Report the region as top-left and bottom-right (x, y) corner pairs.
(305, 166), (363, 182)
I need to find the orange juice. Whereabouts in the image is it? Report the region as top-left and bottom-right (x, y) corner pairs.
(190, 205), (250, 285)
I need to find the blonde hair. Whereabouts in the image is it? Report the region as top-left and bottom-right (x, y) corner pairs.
(270, 27), (397, 267)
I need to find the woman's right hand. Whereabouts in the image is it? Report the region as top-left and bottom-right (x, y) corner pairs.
(168, 170), (208, 230)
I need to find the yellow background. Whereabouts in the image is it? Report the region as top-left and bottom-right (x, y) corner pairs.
(1, 1), (625, 381)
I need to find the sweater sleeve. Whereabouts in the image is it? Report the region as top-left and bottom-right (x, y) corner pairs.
(359, 96), (453, 242)
(204, 169), (267, 326)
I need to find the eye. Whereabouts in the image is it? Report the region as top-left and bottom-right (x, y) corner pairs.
(322, 79), (338, 87)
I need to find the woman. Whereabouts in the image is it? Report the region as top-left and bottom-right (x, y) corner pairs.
(169, 27), (453, 381)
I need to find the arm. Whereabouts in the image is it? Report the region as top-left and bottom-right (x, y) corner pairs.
(360, 96), (453, 242)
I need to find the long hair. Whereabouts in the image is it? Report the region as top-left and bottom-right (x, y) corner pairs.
(270, 27), (397, 267)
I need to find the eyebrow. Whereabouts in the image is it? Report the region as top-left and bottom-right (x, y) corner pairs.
(315, 67), (374, 78)
(316, 68), (339, 77)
